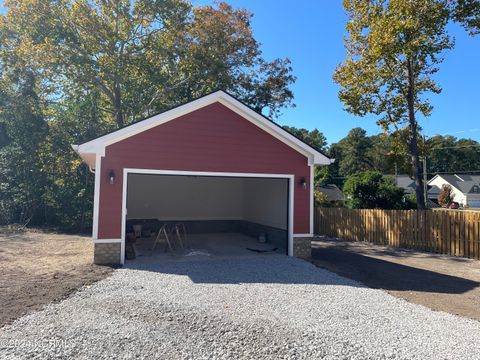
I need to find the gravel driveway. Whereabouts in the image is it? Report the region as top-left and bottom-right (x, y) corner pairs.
(1, 255), (480, 359)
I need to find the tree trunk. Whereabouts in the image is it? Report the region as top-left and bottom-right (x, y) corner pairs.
(406, 60), (426, 209)
(113, 83), (124, 128)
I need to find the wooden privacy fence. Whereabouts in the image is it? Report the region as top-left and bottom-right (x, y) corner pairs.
(315, 208), (480, 260)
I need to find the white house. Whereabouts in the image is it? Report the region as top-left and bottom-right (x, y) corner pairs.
(427, 174), (480, 208)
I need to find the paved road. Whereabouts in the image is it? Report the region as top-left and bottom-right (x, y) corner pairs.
(1, 255), (480, 359)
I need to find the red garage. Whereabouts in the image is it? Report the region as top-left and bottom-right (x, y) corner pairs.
(73, 91), (331, 265)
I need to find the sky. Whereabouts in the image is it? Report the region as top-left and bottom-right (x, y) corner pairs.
(1, 1), (479, 144)
(195, 0), (480, 144)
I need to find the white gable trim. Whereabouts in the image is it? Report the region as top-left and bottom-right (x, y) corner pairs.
(73, 91), (331, 168)
(427, 174), (464, 195)
(426, 174), (441, 190)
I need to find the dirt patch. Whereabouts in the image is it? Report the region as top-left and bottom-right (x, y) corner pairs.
(0, 230), (113, 327)
(310, 237), (480, 321)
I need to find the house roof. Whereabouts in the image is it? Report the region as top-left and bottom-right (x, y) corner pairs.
(387, 174), (416, 194)
(317, 184), (345, 201)
(428, 174), (480, 194)
(72, 90), (333, 169)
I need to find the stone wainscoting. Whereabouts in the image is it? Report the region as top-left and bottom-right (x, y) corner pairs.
(94, 242), (121, 265)
(293, 237), (312, 259)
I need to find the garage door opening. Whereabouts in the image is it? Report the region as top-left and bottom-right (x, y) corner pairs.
(123, 171), (291, 262)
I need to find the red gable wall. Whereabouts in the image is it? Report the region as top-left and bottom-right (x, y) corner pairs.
(97, 102), (311, 238)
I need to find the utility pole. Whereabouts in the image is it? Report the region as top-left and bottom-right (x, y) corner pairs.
(421, 135), (428, 209)
(394, 162), (398, 186)
(422, 156), (428, 208)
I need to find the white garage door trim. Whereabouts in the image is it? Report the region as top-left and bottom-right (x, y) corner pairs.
(121, 168), (295, 264)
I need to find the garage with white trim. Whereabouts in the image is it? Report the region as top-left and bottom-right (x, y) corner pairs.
(123, 171), (291, 260)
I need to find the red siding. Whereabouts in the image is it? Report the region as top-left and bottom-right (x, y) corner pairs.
(97, 102), (311, 238)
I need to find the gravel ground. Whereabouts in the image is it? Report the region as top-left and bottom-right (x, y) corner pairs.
(1, 255), (480, 359)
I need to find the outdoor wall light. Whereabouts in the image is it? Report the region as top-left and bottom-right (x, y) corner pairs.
(300, 177), (307, 190)
(108, 170), (115, 185)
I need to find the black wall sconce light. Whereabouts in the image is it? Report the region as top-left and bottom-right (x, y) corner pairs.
(108, 170), (115, 185)
(300, 177), (307, 190)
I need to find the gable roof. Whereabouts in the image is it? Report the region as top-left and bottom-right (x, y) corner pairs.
(428, 174), (480, 194)
(317, 184), (345, 201)
(384, 174), (415, 194)
(72, 90), (333, 169)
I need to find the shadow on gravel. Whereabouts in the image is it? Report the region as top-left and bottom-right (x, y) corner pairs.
(124, 255), (366, 286)
(310, 244), (479, 294)
(323, 240), (474, 263)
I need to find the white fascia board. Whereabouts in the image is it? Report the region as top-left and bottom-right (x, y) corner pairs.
(72, 144), (96, 168)
(426, 174), (441, 185)
(75, 91), (332, 166)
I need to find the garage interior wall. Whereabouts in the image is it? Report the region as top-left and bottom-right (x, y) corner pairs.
(242, 178), (288, 230)
(126, 174), (287, 230)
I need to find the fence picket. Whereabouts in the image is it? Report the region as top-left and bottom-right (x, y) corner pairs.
(315, 208), (480, 260)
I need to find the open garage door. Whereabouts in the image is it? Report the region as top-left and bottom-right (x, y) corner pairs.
(123, 171), (292, 262)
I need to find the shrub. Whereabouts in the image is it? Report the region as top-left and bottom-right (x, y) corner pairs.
(438, 184), (454, 207)
(314, 190), (331, 207)
(343, 171), (407, 209)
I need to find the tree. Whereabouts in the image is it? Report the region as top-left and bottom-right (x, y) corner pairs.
(343, 171), (408, 209)
(39, 89), (107, 230)
(452, 0), (480, 35)
(0, 0), (297, 231)
(1, 1), (295, 128)
(438, 184), (454, 207)
(425, 135), (480, 174)
(282, 126), (327, 151)
(334, 0), (453, 209)
(336, 127), (373, 177)
(368, 132), (411, 175)
(0, 71), (48, 225)
(282, 126), (332, 187)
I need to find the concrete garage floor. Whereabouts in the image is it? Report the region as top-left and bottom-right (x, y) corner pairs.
(129, 232), (285, 264)
(310, 237), (480, 321)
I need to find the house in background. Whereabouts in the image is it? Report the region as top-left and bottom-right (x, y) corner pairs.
(391, 175), (416, 196)
(382, 174), (415, 198)
(317, 184), (345, 204)
(427, 174), (480, 208)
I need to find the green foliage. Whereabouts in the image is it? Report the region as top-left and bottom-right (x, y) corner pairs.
(314, 190), (331, 208)
(314, 165), (337, 187)
(0, 72), (48, 225)
(404, 193), (417, 209)
(331, 129), (480, 181)
(452, 0), (480, 35)
(334, 0), (454, 209)
(334, 0), (453, 126)
(282, 125), (480, 195)
(0, 0), (297, 231)
(38, 90), (110, 230)
(425, 135), (480, 173)
(282, 126), (332, 188)
(343, 171), (408, 209)
(335, 128), (373, 177)
(368, 132), (412, 175)
(1, 0), (295, 127)
(282, 126), (327, 152)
